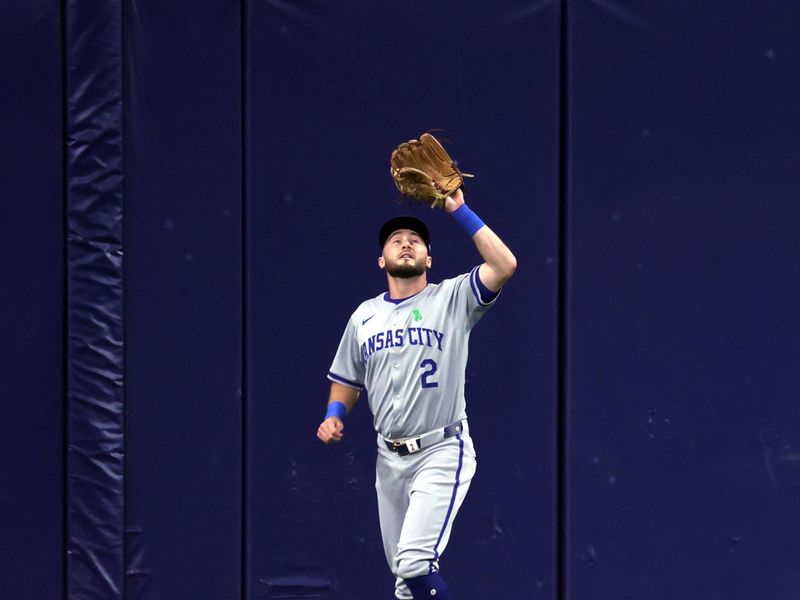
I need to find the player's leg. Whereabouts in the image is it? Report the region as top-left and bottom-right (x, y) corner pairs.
(394, 433), (477, 600)
(375, 445), (412, 597)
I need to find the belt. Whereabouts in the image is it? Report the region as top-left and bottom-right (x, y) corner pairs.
(384, 420), (464, 456)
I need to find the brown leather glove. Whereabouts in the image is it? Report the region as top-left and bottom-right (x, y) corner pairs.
(390, 133), (473, 208)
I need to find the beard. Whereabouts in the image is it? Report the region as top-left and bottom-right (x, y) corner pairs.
(385, 259), (427, 279)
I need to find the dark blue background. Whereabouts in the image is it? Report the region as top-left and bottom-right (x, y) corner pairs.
(1, 1), (799, 599)
(123, 1), (243, 599)
(567, 2), (800, 598)
(0, 1), (63, 598)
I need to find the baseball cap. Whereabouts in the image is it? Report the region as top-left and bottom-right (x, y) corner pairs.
(378, 216), (431, 249)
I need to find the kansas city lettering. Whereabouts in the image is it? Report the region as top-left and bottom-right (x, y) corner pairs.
(361, 328), (445, 361)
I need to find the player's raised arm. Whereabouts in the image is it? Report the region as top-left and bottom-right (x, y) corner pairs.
(316, 382), (360, 444)
(443, 189), (517, 292)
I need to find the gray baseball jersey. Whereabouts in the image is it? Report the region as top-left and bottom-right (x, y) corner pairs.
(327, 265), (499, 440)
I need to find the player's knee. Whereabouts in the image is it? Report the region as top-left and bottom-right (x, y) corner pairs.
(403, 572), (451, 600)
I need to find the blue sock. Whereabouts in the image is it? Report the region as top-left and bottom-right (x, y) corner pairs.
(404, 573), (452, 599)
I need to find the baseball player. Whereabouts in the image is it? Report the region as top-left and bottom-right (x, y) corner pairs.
(317, 189), (516, 599)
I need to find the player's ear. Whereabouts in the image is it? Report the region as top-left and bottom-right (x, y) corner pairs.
(378, 256), (385, 270)
(426, 256), (432, 269)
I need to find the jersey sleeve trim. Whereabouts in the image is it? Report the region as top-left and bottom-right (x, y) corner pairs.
(469, 265), (501, 306)
(327, 371), (364, 391)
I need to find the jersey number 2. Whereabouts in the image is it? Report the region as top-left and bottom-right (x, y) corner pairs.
(420, 359), (439, 389)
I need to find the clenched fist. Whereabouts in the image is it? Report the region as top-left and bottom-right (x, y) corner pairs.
(317, 417), (344, 444)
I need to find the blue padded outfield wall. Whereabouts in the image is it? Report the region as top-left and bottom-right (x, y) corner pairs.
(0, 2), (798, 600)
(124, 2), (243, 600)
(0, 2), (64, 598)
(566, 2), (800, 598)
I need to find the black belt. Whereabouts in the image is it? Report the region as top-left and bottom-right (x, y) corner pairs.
(384, 420), (464, 456)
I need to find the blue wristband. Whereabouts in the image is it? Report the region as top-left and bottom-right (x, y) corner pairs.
(325, 401), (347, 420)
(451, 204), (485, 237)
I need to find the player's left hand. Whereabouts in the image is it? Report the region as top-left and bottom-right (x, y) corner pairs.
(443, 188), (465, 214)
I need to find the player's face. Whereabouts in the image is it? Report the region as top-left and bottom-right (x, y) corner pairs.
(378, 229), (431, 278)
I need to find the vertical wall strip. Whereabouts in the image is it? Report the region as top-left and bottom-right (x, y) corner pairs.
(64, 0), (125, 598)
(241, 0), (250, 598)
(557, 1), (570, 599)
(61, 2), (70, 598)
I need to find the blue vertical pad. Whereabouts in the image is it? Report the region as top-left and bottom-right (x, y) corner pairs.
(245, 1), (560, 598)
(567, 1), (800, 598)
(123, 1), (242, 599)
(0, 2), (64, 598)
(65, 0), (125, 598)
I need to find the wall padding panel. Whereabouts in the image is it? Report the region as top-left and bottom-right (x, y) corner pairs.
(0, 2), (64, 597)
(566, 2), (800, 598)
(123, 1), (243, 598)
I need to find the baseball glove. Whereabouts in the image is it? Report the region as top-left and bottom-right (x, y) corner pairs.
(390, 133), (473, 209)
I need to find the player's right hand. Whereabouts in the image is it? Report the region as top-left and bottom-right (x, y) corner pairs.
(317, 417), (344, 444)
